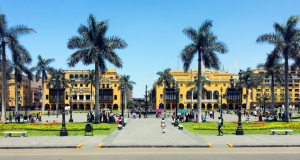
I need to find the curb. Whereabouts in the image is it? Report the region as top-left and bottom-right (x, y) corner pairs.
(233, 145), (300, 148)
(101, 145), (209, 148)
(0, 146), (76, 149)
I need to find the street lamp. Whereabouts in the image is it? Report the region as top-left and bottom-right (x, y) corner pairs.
(236, 70), (244, 135)
(60, 72), (68, 136)
(220, 87), (223, 120)
(230, 76), (234, 88)
(174, 82), (179, 126)
(121, 83), (125, 126)
(69, 78), (75, 122)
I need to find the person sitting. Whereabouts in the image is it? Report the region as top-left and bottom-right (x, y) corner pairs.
(259, 114), (262, 121)
(272, 116), (277, 121)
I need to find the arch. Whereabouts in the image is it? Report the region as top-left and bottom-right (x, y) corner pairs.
(45, 104), (50, 110)
(172, 104), (176, 110)
(51, 104), (56, 110)
(207, 103), (212, 110)
(213, 91), (219, 99)
(187, 103), (191, 108)
(242, 103), (246, 109)
(179, 103), (184, 109)
(206, 91), (212, 99)
(73, 104), (77, 110)
(79, 74), (83, 80)
(192, 92), (197, 99)
(79, 104), (84, 110)
(100, 104), (105, 109)
(202, 103), (205, 109)
(166, 103), (171, 110)
(69, 74), (74, 79)
(159, 103), (164, 109)
(107, 104), (112, 110)
(213, 103), (219, 109)
(235, 104), (239, 110)
(75, 74), (79, 79)
(113, 104), (118, 110)
(222, 103), (227, 109)
(201, 92), (205, 99)
(84, 74), (88, 78)
(229, 103), (234, 110)
(186, 91), (192, 99)
(86, 104), (91, 110)
(193, 103), (197, 109)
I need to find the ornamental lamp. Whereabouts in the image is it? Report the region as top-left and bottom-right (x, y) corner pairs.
(247, 78), (251, 86)
(70, 78), (75, 87)
(238, 70), (243, 80)
(230, 77), (234, 86)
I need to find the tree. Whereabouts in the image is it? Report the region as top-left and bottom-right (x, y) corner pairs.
(0, 13), (35, 123)
(256, 15), (300, 122)
(156, 68), (175, 117)
(118, 75), (136, 112)
(257, 56), (284, 116)
(187, 76), (210, 94)
(31, 55), (55, 114)
(47, 69), (68, 114)
(67, 14), (127, 123)
(83, 70), (95, 112)
(181, 20), (228, 122)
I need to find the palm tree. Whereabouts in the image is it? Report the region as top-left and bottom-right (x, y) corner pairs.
(118, 75), (136, 112)
(0, 13), (35, 123)
(83, 70), (95, 112)
(256, 15), (300, 122)
(156, 68), (175, 117)
(9, 58), (33, 112)
(67, 14), (127, 123)
(181, 20), (228, 122)
(257, 56), (284, 116)
(47, 69), (68, 114)
(31, 55), (55, 114)
(187, 77), (210, 94)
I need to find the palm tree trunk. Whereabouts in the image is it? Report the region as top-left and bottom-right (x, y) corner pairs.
(197, 51), (202, 123)
(246, 89), (248, 112)
(1, 42), (7, 123)
(164, 83), (166, 118)
(15, 72), (18, 113)
(271, 73), (275, 116)
(125, 91), (127, 112)
(42, 78), (45, 114)
(56, 87), (58, 114)
(94, 62), (99, 123)
(284, 59), (289, 122)
(90, 84), (92, 112)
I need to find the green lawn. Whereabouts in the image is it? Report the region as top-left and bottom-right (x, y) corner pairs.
(179, 121), (300, 135)
(0, 122), (117, 136)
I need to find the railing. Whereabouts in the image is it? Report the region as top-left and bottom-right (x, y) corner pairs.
(185, 99), (218, 103)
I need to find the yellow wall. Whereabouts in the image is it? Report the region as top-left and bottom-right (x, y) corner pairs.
(43, 69), (122, 111)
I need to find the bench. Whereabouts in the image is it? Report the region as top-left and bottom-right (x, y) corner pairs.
(3, 131), (28, 137)
(171, 121), (175, 125)
(45, 120), (56, 122)
(178, 125), (184, 130)
(270, 130), (293, 135)
(118, 125), (122, 130)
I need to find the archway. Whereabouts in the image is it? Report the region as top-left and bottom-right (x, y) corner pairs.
(222, 104), (227, 109)
(45, 104), (50, 110)
(229, 103), (234, 110)
(159, 103), (164, 109)
(73, 104), (77, 110)
(207, 103), (212, 110)
(172, 104), (176, 110)
(187, 103), (191, 108)
(242, 103), (246, 109)
(107, 104), (112, 110)
(100, 104), (105, 109)
(186, 91), (192, 99)
(79, 104), (84, 110)
(213, 103), (218, 110)
(207, 91), (212, 99)
(213, 91), (219, 99)
(113, 104), (118, 110)
(86, 104), (91, 110)
(166, 103), (171, 110)
(51, 104), (56, 111)
(69, 74), (74, 79)
(202, 103), (205, 109)
(179, 103), (184, 109)
(193, 103), (197, 109)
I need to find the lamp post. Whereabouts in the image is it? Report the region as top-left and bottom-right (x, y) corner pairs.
(246, 78), (251, 111)
(228, 77), (234, 113)
(297, 97), (300, 114)
(236, 70), (244, 135)
(220, 87), (223, 120)
(174, 82), (179, 126)
(69, 78), (75, 122)
(121, 83), (125, 126)
(54, 72), (68, 136)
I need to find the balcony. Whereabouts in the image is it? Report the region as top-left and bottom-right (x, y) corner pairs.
(185, 99), (218, 103)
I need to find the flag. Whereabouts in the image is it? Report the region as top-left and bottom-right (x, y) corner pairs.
(203, 60), (205, 68)
(234, 60), (236, 68)
(81, 58), (83, 62)
(6, 55), (8, 60)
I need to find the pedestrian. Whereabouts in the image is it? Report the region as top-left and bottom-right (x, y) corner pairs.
(139, 111), (141, 119)
(161, 118), (166, 133)
(144, 112), (146, 118)
(172, 113), (174, 121)
(244, 110), (246, 116)
(56, 111), (58, 118)
(133, 111), (136, 119)
(217, 117), (223, 136)
(100, 112), (103, 123)
(9, 113), (12, 123)
(48, 109), (50, 117)
(212, 110), (215, 119)
(289, 112), (292, 122)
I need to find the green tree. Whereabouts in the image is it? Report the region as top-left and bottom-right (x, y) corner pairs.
(0, 13), (35, 123)
(256, 15), (300, 122)
(181, 20), (228, 122)
(257, 56), (284, 115)
(32, 55), (55, 114)
(47, 69), (68, 114)
(67, 14), (127, 123)
(156, 68), (175, 117)
(83, 70), (95, 112)
(118, 75), (136, 112)
(187, 77), (210, 94)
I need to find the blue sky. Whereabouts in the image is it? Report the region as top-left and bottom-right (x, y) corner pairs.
(1, 0), (300, 97)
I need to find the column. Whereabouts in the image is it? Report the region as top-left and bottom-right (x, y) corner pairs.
(84, 105), (86, 110)
(204, 104), (207, 110)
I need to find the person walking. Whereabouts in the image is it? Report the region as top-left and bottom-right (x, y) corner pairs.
(9, 113), (12, 123)
(218, 117), (223, 136)
(139, 111), (141, 119)
(161, 118), (166, 133)
(212, 110), (215, 119)
(133, 111), (136, 119)
(48, 109), (50, 117)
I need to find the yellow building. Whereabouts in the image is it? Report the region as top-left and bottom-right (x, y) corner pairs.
(43, 69), (122, 111)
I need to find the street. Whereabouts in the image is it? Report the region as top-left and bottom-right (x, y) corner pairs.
(0, 148), (299, 160)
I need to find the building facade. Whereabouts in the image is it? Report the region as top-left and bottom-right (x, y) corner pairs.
(43, 69), (122, 111)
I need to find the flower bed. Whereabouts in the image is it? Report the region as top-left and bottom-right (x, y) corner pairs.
(192, 122), (300, 130)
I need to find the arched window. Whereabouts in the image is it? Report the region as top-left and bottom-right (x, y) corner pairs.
(80, 74), (83, 80)
(84, 74), (88, 78)
(69, 74), (74, 78)
(75, 74), (79, 79)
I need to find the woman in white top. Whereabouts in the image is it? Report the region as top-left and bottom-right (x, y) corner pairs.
(161, 118), (166, 133)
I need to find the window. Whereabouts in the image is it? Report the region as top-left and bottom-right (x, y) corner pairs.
(215, 84), (218, 87)
(274, 89), (277, 92)
(160, 94), (163, 100)
(26, 86), (28, 89)
(80, 84), (83, 87)
(86, 84), (88, 87)
(223, 84), (226, 87)
(289, 89), (292, 92)
(180, 94), (183, 99)
(223, 95), (226, 99)
(265, 89), (269, 92)
(208, 83), (211, 87)
(295, 89), (299, 92)
(86, 95), (90, 100)
(115, 84), (117, 87)
(243, 94), (246, 99)
(18, 97), (21, 101)
(296, 84), (299, 87)
(114, 95), (117, 100)
(257, 89), (261, 92)
(256, 93), (261, 96)
(17, 85), (20, 88)
(295, 94), (299, 97)
(46, 95), (48, 100)
(289, 84), (293, 86)
(295, 80), (300, 83)
(160, 84), (163, 87)
(79, 95), (84, 100)
(75, 84), (77, 87)
(66, 95), (68, 100)
(280, 89), (284, 92)
(180, 83), (183, 87)
(17, 91), (20, 94)
(107, 84), (109, 88)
